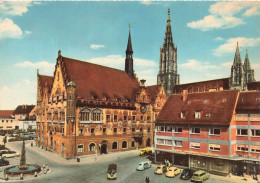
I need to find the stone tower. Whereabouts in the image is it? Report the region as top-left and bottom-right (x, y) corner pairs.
(66, 81), (76, 135)
(230, 42), (244, 90)
(125, 28), (134, 78)
(157, 9), (179, 96)
(243, 49), (255, 86)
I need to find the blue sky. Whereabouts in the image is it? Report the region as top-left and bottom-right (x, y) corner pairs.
(0, 1), (260, 109)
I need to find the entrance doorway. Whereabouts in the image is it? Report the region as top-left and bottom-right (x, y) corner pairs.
(146, 138), (151, 147)
(101, 144), (107, 154)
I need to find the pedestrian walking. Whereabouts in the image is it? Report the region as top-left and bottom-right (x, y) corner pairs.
(145, 176), (150, 183)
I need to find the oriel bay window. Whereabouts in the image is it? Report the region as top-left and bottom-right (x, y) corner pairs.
(92, 108), (102, 122)
(80, 108), (90, 121)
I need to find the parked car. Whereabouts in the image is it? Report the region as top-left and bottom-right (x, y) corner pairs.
(180, 168), (194, 180)
(136, 162), (151, 171)
(139, 147), (152, 156)
(107, 163), (117, 180)
(0, 158), (9, 166)
(191, 170), (210, 182)
(1, 151), (20, 158)
(165, 167), (181, 178)
(154, 164), (167, 175)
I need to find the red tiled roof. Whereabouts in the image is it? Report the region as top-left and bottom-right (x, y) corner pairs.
(13, 105), (35, 115)
(247, 81), (260, 91)
(146, 85), (161, 104)
(173, 78), (229, 94)
(38, 74), (53, 90)
(157, 90), (239, 125)
(0, 110), (14, 118)
(62, 57), (140, 103)
(236, 91), (260, 112)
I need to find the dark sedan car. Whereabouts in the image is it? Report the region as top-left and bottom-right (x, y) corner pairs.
(0, 158), (10, 166)
(180, 168), (194, 180)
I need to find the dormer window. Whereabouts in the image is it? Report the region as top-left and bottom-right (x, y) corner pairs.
(90, 91), (98, 100)
(188, 100), (191, 104)
(256, 98), (260, 101)
(181, 112), (186, 118)
(195, 111), (201, 118)
(206, 113), (210, 117)
(242, 98), (246, 102)
(204, 100), (208, 104)
(222, 98), (226, 103)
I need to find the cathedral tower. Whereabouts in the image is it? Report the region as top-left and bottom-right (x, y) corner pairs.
(243, 49), (255, 86)
(125, 28), (134, 78)
(230, 42), (244, 90)
(157, 9), (179, 96)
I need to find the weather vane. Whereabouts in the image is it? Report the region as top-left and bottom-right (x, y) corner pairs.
(129, 24), (131, 30)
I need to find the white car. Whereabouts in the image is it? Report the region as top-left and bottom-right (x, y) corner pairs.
(136, 162), (151, 171)
(1, 151), (20, 158)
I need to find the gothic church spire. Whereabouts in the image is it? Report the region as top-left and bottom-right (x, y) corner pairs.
(125, 26), (134, 78)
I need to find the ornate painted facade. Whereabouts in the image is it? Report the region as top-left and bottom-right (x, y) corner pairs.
(157, 9), (179, 96)
(36, 32), (167, 159)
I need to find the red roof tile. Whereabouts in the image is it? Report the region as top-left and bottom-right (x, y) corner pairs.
(38, 74), (53, 90)
(236, 91), (260, 112)
(62, 57), (140, 103)
(247, 81), (260, 91)
(0, 110), (14, 118)
(157, 90), (239, 125)
(146, 85), (161, 104)
(13, 105), (35, 115)
(173, 78), (229, 94)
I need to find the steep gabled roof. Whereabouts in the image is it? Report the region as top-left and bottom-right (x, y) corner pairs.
(247, 81), (260, 91)
(236, 91), (260, 113)
(146, 85), (161, 104)
(157, 90), (239, 125)
(13, 105), (35, 115)
(0, 110), (14, 118)
(62, 57), (140, 103)
(38, 74), (53, 90)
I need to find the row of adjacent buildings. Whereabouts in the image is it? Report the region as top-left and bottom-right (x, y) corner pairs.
(34, 8), (259, 177)
(0, 105), (37, 131)
(154, 90), (260, 176)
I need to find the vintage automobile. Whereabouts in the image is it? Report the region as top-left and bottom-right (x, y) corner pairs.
(165, 167), (181, 178)
(107, 164), (117, 180)
(136, 162), (151, 171)
(154, 164), (167, 175)
(180, 168), (194, 180)
(0, 158), (9, 166)
(191, 170), (210, 182)
(1, 150), (20, 158)
(139, 147), (152, 156)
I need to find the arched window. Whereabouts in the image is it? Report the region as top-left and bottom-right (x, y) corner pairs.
(89, 143), (96, 152)
(112, 142), (118, 149)
(92, 108), (102, 121)
(122, 141), (127, 148)
(80, 108), (90, 121)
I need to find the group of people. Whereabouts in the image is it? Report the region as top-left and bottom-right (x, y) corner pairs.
(164, 159), (171, 167)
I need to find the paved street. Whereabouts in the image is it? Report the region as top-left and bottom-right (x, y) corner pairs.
(1, 141), (257, 183)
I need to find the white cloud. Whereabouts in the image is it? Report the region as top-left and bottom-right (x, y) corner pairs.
(86, 55), (156, 69)
(15, 61), (55, 75)
(90, 44), (105, 50)
(0, 18), (22, 39)
(25, 30), (32, 35)
(0, 79), (36, 110)
(215, 37), (223, 41)
(187, 2), (260, 31)
(187, 15), (244, 31)
(213, 37), (260, 57)
(179, 59), (218, 70)
(0, 1), (32, 16)
(252, 62), (260, 69)
(140, 1), (159, 6)
(221, 62), (233, 67)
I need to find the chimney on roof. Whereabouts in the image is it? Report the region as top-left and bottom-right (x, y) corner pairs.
(182, 90), (188, 102)
(140, 79), (146, 88)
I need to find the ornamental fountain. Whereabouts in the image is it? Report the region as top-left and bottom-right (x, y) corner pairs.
(4, 140), (41, 176)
